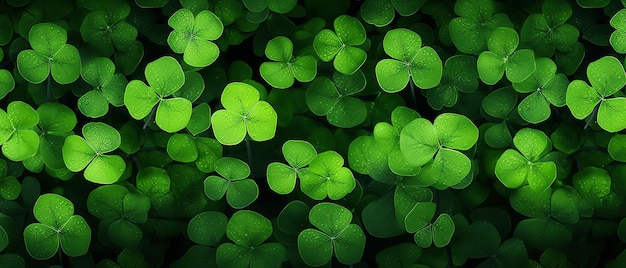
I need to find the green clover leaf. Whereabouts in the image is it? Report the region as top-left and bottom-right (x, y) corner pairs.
(298, 203), (366, 266)
(203, 157), (259, 209)
(375, 28), (442, 93)
(477, 27), (536, 85)
(299, 151), (356, 200)
(168, 8), (223, 67)
(211, 82), (277, 146)
(448, 0), (514, 54)
(408, 210), (455, 248)
(520, 0), (579, 57)
(136, 167), (170, 200)
(24, 194), (91, 260)
(79, 57), (127, 118)
(166, 134), (198, 163)
(565, 56), (626, 132)
(123, 56), (192, 133)
(17, 23), (81, 84)
(360, 0), (427, 27)
(313, 15), (366, 74)
(61, 122), (125, 184)
(0, 70), (15, 99)
(572, 167), (611, 199)
(188, 211), (227, 247)
(481, 86), (519, 148)
(242, 0), (297, 14)
(609, 134), (626, 162)
(610, 9), (626, 54)
(495, 128), (556, 191)
(260, 36), (317, 89)
(427, 55), (479, 110)
(267, 140), (317, 194)
(217, 210), (286, 267)
(0, 101), (40, 162)
(305, 70), (368, 128)
(79, 2), (137, 56)
(37, 102), (77, 170)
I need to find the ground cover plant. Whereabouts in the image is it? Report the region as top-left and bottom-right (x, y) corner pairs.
(3, 0), (626, 267)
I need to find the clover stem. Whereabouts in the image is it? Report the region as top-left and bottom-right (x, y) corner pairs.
(143, 106), (157, 129)
(245, 135), (255, 179)
(584, 104), (599, 130)
(409, 80), (417, 109)
(47, 75), (52, 102)
(57, 250), (63, 266)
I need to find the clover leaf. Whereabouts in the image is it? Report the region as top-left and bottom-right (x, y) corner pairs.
(565, 56), (626, 132)
(481, 86), (520, 148)
(610, 9), (626, 54)
(477, 27), (536, 85)
(427, 55), (479, 110)
(166, 134), (198, 163)
(267, 140), (317, 194)
(0, 101), (39, 162)
(37, 102), (77, 170)
(375, 243), (422, 267)
(188, 211), (227, 247)
(87, 185), (150, 247)
(0, 160), (21, 200)
(375, 28), (442, 93)
(313, 15), (366, 75)
(495, 128), (556, 191)
(124, 56), (192, 133)
(17, 23), (81, 84)
(360, 0), (427, 27)
(62, 122), (126, 184)
(572, 167), (611, 199)
(448, 0), (514, 54)
(242, 0), (297, 14)
(217, 210), (286, 267)
(406, 205), (455, 248)
(80, 1), (137, 56)
(400, 113), (478, 187)
(23, 194), (91, 260)
(211, 82), (277, 146)
(513, 57), (568, 123)
(168, 9), (223, 67)
(260, 36), (317, 89)
(135, 167), (170, 200)
(0, 70), (15, 99)
(609, 134), (626, 162)
(305, 70), (368, 128)
(298, 202), (365, 266)
(203, 157), (258, 209)
(79, 57), (127, 118)
(511, 185), (584, 224)
(299, 150), (356, 200)
(520, 0), (579, 57)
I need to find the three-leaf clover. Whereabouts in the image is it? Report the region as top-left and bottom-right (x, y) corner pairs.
(313, 15), (367, 75)
(565, 56), (626, 132)
(79, 1), (137, 56)
(481, 86), (519, 148)
(610, 9), (626, 54)
(305, 70), (368, 128)
(260, 36), (317, 89)
(495, 128), (557, 191)
(203, 157), (259, 209)
(0, 101), (40, 162)
(400, 113), (479, 187)
(520, 0), (579, 57)
(477, 27), (536, 85)
(78, 57), (127, 118)
(427, 55), (479, 110)
(405, 202), (455, 247)
(87, 185), (150, 247)
(17, 23), (81, 84)
(168, 8), (223, 67)
(37, 102), (77, 170)
(448, 0), (514, 54)
(216, 210), (286, 267)
(267, 140), (317, 194)
(124, 56), (192, 133)
(360, 0), (427, 27)
(298, 203), (366, 266)
(23, 194), (91, 260)
(62, 122), (126, 184)
(375, 28), (442, 93)
(211, 82), (277, 146)
(299, 151), (356, 200)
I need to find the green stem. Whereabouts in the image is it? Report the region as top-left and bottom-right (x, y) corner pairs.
(245, 135), (255, 179)
(47, 75), (52, 102)
(58, 250), (63, 266)
(143, 106), (157, 130)
(409, 80), (417, 109)
(584, 104), (599, 130)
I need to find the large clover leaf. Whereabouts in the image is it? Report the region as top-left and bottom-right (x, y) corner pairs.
(495, 128), (556, 191)
(267, 140), (317, 194)
(168, 8), (223, 67)
(298, 203), (366, 266)
(17, 23), (81, 84)
(565, 56), (626, 132)
(23, 194), (91, 260)
(123, 56), (192, 133)
(477, 27), (536, 85)
(448, 0), (514, 54)
(79, 57), (127, 118)
(260, 36), (317, 89)
(313, 15), (366, 75)
(299, 150), (356, 200)
(211, 82), (277, 146)
(61, 122), (126, 184)
(520, 0), (579, 57)
(375, 28), (442, 93)
(0, 101), (40, 162)
(203, 157), (259, 209)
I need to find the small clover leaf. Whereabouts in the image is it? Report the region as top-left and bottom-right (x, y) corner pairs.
(168, 9), (223, 67)
(166, 134), (198, 163)
(375, 28), (442, 93)
(313, 15), (367, 74)
(495, 128), (556, 191)
(0, 70), (15, 99)
(298, 203), (366, 266)
(299, 151), (356, 200)
(360, 0), (427, 27)
(565, 56), (626, 132)
(79, 2), (137, 56)
(24, 194), (91, 260)
(79, 57), (128, 118)
(217, 210), (286, 267)
(0, 101), (40, 162)
(573, 167), (611, 199)
(407, 207), (455, 248)
(203, 157), (258, 209)
(17, 23), (81, 84)
(477, 27), (536, 85)
(305, 71), (368, 128)
(37, 102), (77, 170)
(481, 86), (519, 148)
(211, 82), (277, 145)
(188, 211), (227, 247)
(260, 36), (317, 89)
(448, 0), (514, 54)
(267, 140), (317, 194)
(610, 9), (626, 53)
(427, 55), (479, 110)
(520, 0), (579, 57)
(124, 56), (192, 133)
(62, 122), (125, 184)
(136, 167), (170, 200)
(609, 134), (626, 162)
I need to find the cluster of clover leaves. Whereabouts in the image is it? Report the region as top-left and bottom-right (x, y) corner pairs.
(1, 0), (626, 267)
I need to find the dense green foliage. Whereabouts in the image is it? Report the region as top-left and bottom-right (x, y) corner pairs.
(1, 0), (626, 267)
